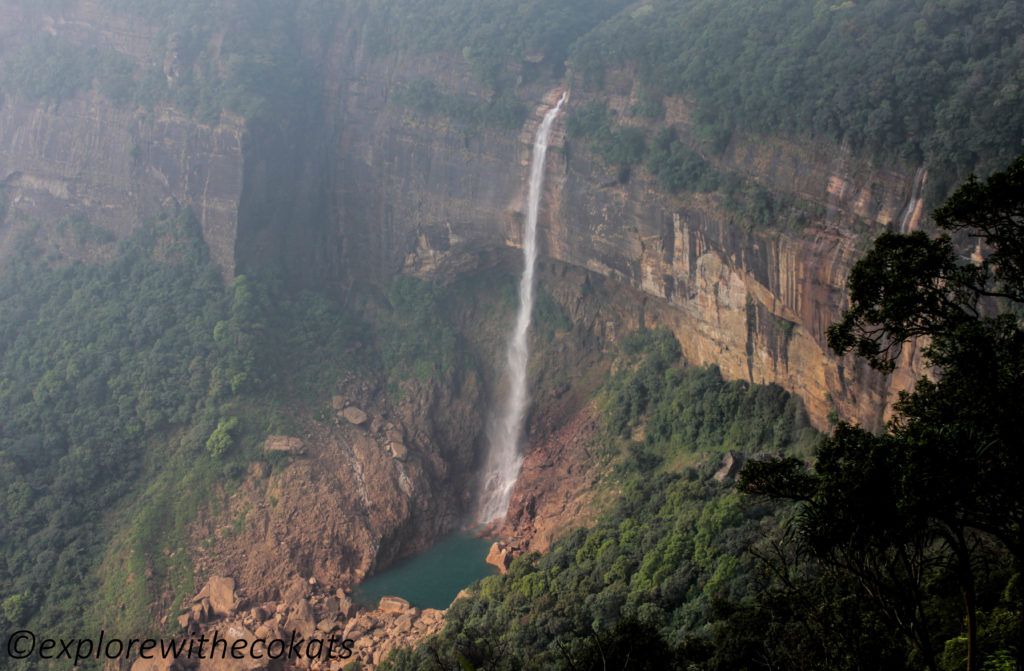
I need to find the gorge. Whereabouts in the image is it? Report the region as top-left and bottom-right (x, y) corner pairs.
(1, 1), (1021, 669)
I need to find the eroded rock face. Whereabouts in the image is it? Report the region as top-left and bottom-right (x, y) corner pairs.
(500, 402), (604, 553)
(397, 97), (891, 430)
(0, 95), (245, 281)
(191, 373), (485, 612)
(0, 1), (920, 433)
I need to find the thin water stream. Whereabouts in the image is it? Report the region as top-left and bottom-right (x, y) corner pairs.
(477, 92), (567, 524)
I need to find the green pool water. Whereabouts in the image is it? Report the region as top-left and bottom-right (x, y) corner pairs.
(353, 530), (499, 610)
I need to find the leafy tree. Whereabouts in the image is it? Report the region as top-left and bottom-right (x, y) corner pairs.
(646, 128), (718, 193)
(741, 154), (1024, 671)
(206, 417), (239, 458)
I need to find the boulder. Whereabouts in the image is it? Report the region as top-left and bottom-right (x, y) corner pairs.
(387, 441), (408, 460)
(342, 620), (364, 641)
(264, 435), (305, 455)
(284, 598), (316, 638)
(190, 597), (212, 622)
(332, 395), (345, 411)
(378, 596), (410, 613)
(196, 625), (265, 671)
(323, 596), (339, 615)
(486, 542), (512, 574)
(337, 593), (355, 619)
(282, 575), (311, 604)
(207, 576), (238, 616)
(342, 406), (368, 425)
(714, 450), (747, 482)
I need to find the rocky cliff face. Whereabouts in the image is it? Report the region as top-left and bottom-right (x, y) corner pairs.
(0, 95), (245, 279)
(192, 369), (486, 599)
(0, 2), (245, 280)
(319, 38), (925, 430)
(0, 3), (923, 429)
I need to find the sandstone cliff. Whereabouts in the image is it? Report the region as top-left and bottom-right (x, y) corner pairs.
(317, 36), (926, 430)
(0, 1), (244, 280)
(0, 2), (925, 430)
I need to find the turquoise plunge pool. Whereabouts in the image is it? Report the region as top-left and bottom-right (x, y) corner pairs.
(353, 530), (499, 610)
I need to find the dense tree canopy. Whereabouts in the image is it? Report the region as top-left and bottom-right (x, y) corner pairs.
(741, 154), (1024, 670)
(0, 214), (369, 665)
(570, 0), (1024, 188)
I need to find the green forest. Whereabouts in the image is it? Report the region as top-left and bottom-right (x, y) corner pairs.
(360, 0), (1024, 198)
(569, 0), (1024, 186)
(0, 214), (372, 658)
(5, 0), (1020, 192)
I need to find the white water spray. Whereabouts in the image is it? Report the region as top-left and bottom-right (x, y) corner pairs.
(477, 92), (567, 524)
(899, 166), (926, 234)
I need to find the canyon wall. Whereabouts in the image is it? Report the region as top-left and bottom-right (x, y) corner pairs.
(0, 4), (924, 431)
(0, 94), (245, 279)
(320, 35), (925, 430)
(0, 2), (245, 280)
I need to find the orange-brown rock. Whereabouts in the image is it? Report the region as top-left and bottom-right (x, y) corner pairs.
(342, 406), (368, 425)
(205, 576), (238, 616)
(130, 653), (184, 671)
(284, 598), (317, 639)
(501, 403), (604, 553)
(485, 542), (511, 574)
(377, 596), (410, 614)
(386, 441), (408, 461)
(195, 625), (265, 671)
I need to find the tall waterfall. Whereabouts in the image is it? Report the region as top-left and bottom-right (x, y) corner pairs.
(477, 93), (567, 524)
(899, 166), (926, 234)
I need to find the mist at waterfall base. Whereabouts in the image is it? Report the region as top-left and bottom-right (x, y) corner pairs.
(476, 93), (567, 525)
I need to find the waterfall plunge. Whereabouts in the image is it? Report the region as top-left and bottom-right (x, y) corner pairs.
(477, 93), (567, 525)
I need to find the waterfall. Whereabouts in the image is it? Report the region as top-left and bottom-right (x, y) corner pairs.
(477, 92), (567, 524)
(899, 166), (926, 234)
